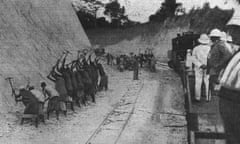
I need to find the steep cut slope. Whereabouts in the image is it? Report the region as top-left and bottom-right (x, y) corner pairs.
(0, 0), (91, 113)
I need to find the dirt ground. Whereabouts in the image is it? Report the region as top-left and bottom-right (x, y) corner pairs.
(0, 62), (187, 144)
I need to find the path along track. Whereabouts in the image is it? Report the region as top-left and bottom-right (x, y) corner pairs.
(85, 80), (144, 144)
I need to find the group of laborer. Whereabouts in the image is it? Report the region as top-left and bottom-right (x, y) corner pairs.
(15, 49), (108, 126)
(106, 50), (157, 73)
(188, 28), (237, 102)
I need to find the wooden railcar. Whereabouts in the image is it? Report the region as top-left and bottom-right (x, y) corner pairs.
(168, 32), (200, 72)
(182, 68), (226, 144)
(168, 32), (227, 143)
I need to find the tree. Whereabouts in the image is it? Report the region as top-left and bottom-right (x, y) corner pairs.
(73, 0), (135, 29)
(149, 0), (179, 22)
(104, 1), (122, 19)
(104, 0), (128, 27)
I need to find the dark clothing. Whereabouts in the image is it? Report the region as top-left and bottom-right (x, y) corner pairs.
(71, 71), (78, 90)
(133, 59), (139, 80)
(55, 77), (67, 94)
(106, 53), (111, 65)
(139, 54), (144, 68)
(133, 70), (139, 80)
(116, 57), (120, 65)
(24, 102), (39, 115)
(62, 69), (73, 94)
(97, 63), (106, 76)
(79, 70), (92, 86)
(99, 75), (108, 91)
(88, 64), (98, 92)
(208, 75), (219, 98)
(47, 96), (60, 113)
(219, 87), (240, 144)
(18, 89), (39, 114)
(76, 72), (85, 90)
(19, 90), (38, 106)
(150, 57), (157, 72)
(207, 41), (232, 76)
(118, 56), (125, 72)
(207, 41), (232, 97)
(97, 63), (108, 91)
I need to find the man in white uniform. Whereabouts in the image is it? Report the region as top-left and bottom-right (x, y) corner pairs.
(192, 34), (211, 101)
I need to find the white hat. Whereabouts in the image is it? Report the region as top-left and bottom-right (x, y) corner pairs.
(209, 28), (222, 37)
(94, 45), (100, 49)
(198, 34), (210, 44)
(19, 85), (25, 90)
(227, 35), (233, 42)
(220, 31), (227, 41)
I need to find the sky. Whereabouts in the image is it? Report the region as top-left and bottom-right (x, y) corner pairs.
(117, 0), (163, 23)
(178, 0), (237, 11)
(73, 0), (240, 24)
(117, 0), (239, 23)
(177, 0), (240, 25)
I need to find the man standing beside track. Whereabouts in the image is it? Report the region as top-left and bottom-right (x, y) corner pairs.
(133, 57), (139, 80)
(192, 34), (211, 101)
(207, 29), (232, 99)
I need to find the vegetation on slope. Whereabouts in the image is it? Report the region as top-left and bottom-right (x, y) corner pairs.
(85, 2), (235, 47)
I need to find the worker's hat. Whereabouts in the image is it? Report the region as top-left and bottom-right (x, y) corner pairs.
(209, 28), (222, 37)
(220, 31), (227, 41)
(227, 35), (233, 42)
(19, 85), (25, 90)
(198, 34), (210, 44)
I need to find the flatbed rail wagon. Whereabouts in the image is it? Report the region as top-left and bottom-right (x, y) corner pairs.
(168, 32), (227, 144)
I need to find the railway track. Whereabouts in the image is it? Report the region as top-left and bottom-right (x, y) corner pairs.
(85, 80), (144, 144)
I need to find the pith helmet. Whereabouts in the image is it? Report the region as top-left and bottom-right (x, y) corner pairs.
(220, 31), (227, 41)
(227, 35), (233, 42)
(209, 28), (222, 37)
(19, 85), (25, 90)
(198, 34), (210, 44)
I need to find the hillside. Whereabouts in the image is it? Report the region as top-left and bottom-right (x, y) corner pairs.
(85, 5), (237, 61)
(0, 0), (90, 113)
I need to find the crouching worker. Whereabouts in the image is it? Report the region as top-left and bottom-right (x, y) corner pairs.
(16, 86), (41, 127)
(207, 29), (233, 99)
(192, 34), (211, 101)
(41, 82), (66, 120)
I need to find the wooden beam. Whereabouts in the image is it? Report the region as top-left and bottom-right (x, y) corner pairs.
(194, 131), (226, 140)
(190, 131), (196, 144)
(186, 72), (192, 113)
(22, 114), (38, 119)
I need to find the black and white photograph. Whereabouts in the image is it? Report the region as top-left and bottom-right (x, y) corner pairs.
(0, 0), (240, 143)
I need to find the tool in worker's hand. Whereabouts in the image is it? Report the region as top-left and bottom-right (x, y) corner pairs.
(26, 77), (31, 90)
(5, 77), (18, 103)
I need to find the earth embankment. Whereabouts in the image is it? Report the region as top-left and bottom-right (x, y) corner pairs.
(0, 0), (90, 113)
